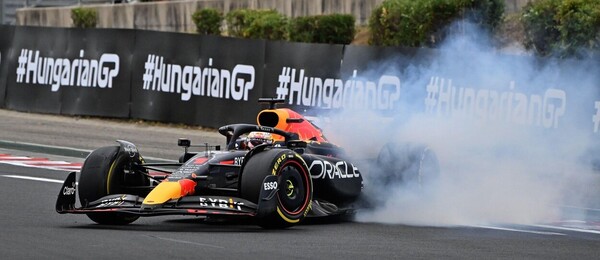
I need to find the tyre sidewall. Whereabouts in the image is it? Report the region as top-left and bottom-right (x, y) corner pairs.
(240, 149), (313, 228)
(78, 146), (143, 225)
(78, 146), (119, 205)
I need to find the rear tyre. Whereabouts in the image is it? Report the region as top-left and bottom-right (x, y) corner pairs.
(240, 149), (312, 229)
(377, 142), (440, 189)
(78, 146), (149, 225)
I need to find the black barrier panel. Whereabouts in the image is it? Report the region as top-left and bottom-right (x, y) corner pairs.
(538, 58), (600, 137)
(59, 28), (134, 118)
(263, 41), (344, 114)
(340, 45), (438, 117)
(0, 25), (15, 108)
(130, 30), (198, 125)
(340, 45), (435, 80)
(343, 44), (600, 141)
(196, 35), (266, 127)
(130, 31), (265, 128)
(5, 26), (69, 113)
(5, 26), (132, 117)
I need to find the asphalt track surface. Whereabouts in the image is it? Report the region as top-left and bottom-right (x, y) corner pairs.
(1, 109), (600, 259)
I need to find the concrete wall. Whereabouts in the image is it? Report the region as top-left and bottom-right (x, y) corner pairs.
(16, 0), (383, 32)
(15, 0), (532, 33)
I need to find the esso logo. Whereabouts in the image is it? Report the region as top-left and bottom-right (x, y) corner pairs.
(263, 181), (278, 191)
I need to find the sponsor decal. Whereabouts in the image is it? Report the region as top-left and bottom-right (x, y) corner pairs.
(123, 143), (137, 157)
(62, 182), (76, 195)
(142, 55), (255, 101)
(97, 195), (127, 208)
(426, 77), (567, 129)
(172, 164), (201, 176)
(276, 67), (401, 110)
(15, 49), (120, 91)
(234, 156), (244, 166)
(271, 153), (287, 175)
(258, 126), (272, 132)
(309, 160), (360, 179)
(304, 202), (311, 217)
(199, 197), (244, 210)
(263, 181), (278, 191)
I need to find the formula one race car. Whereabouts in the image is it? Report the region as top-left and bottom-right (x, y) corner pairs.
(56, 98), (439, 228)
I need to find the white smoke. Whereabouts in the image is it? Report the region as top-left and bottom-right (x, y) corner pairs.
(321, 22), (600, 226)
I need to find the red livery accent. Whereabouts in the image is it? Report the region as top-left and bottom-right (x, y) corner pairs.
(178, 179), (196, 196)
(257, 108), (326, 142)
(194, 157), (208, 164)
(219, 160), (234, 165)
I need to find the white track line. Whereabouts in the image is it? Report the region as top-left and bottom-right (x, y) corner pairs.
(0, 162), (81, 172)
(0, 139), (175, 162)
(531, 224), (600, 235)
(0, 174), (64, 184)
(145, 235), (225, 249)
(473, 225), (565, 236)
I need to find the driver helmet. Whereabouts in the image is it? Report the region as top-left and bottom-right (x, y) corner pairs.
(245, 131), (274, 149)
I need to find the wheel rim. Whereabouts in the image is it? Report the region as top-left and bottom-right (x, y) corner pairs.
(277, 161), (309, 215)
(285, 180), (295, 197)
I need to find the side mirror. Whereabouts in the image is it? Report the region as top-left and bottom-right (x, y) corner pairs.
(178, 138), (191, 147)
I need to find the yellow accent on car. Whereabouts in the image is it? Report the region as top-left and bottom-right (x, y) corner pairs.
(276, 208), (300, 223)
(142, 182), (182, 205)
(286, 180), (294, 197)
(106, 160), (118, 194)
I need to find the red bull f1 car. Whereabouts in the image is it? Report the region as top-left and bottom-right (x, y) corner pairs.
(56, 98), (439, 228)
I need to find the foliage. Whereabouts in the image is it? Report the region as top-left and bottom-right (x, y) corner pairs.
(555, 0), (600, 55)
(467, 0), (506, 30)
(192, 8), (223, 35)
(71, 7), (98, 29)
(288, 14), (356, 44)
(521, 0), (600, 57)
(244, 11), (288, 40)
(225, 9), (287, 40)
(521, 0), (562, 55)
(368, 0), (505, 47)
(288, 16), (319, 43)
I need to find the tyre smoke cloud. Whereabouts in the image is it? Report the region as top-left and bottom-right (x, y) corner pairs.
(320, 22), (600, 226)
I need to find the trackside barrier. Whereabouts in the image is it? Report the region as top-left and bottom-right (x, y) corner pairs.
(0, 24), (599, 145)
(0, 25), (13, 109)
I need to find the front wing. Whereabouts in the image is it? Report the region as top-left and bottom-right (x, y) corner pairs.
(56, 172), (278, 219)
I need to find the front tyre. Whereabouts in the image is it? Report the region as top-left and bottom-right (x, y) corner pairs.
(240, 149), (313, 229)
(78, 146), (149, 225)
